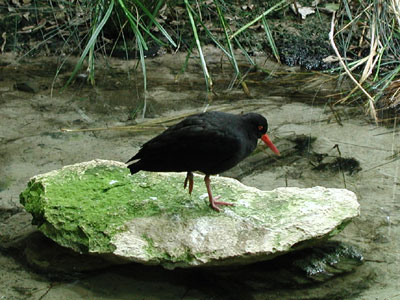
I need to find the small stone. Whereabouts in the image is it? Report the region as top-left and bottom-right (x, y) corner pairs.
(14, 81), (40, 93)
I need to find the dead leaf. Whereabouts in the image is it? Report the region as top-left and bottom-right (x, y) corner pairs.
(290, 3), (316, 19)
(38, 19), (47, 27)
(11, 0), (21, 7)
(21, 25), (35, 31)
(174, 7), (185, 15)
(55, 11), (65, 20)
(323, 55), (353, 63)
(321, 3), (340, 13)
(23, 12), (30, 21)
(241, 5), (254, 11)
(298, 7), (315, 19)
(1, 32), (6, 52)
(323, 55), (339, 63)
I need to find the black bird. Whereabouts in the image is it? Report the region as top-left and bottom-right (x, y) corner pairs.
(126, 111), (280, 211)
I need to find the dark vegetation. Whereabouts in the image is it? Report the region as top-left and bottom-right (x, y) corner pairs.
(0, 0), (399, 123)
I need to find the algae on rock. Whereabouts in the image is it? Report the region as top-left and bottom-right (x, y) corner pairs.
(20, 159), (360, 269)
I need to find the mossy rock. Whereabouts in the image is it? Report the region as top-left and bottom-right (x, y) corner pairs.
(20, 159), (360, 269)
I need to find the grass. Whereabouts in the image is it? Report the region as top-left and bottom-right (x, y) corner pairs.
(2, 0), (400, 122)
(331, 0), (400, 122)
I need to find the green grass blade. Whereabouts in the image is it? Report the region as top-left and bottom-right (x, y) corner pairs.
(215, 1), (239, 75)
(342, 0), (353, 21)
(143, 0), (164, 41)
(184, 0), (212, 91)
(262, 15), (280, 63)
(137, 36), (147, 118)
(230, 0), (288, 40)
(117, 0), (148, 50)
(118, 0), (170, 47)
(118, 0), (168, 48)
(233, 37), (255, 66)
(63, 0), (114, 89)
(186, 4), (231, 59)
(214, 1), (251, 95)
(132, 0), (176, 47)
(178, 38), (195, 76)
(117, 0), (149, 116)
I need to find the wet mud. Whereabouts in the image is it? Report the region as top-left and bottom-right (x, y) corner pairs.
(0, 51), (399, 299)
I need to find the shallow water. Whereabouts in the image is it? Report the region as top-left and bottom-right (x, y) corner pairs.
(0, 51), (399, 299)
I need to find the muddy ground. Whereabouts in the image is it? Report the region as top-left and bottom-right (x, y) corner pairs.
(0, 51), (400, 299)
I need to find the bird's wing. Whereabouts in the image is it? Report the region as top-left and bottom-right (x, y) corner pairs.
(129, 114), (243, 173)
(140, 119), (241, 158)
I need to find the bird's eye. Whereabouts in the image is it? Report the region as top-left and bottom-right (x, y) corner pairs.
(258, 125), (264, 131)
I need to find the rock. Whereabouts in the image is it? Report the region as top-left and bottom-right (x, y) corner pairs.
(19, 159), (360, 269)
(14, 81), (40, 93)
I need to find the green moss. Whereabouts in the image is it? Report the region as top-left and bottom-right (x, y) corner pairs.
(20, 163), (262, 254)
(141, 235), (159, 262)
(327, 219), (352, 238)
(19, 180), (46, 224)
(141, 233), (195, 265)
(20, 161), (357, 259)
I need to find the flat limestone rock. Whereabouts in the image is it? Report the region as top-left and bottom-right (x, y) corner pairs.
(20, 159), (360, 269)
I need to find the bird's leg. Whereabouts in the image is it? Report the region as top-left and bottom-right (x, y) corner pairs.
(204, 175), (234, 212)
(184, 171), (194, 195)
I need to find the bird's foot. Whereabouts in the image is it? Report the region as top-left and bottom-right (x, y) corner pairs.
(184, 172), (194, 195)
(210, 196), (234, 212)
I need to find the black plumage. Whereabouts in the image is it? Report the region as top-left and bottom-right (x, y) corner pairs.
(126, 111), (280, 211)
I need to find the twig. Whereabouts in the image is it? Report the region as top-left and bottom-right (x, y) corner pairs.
(328, 102), (343, 126)
(38, 283), (55, 300)
(335, 3), (373, 36)
(332, 144), (346, 188)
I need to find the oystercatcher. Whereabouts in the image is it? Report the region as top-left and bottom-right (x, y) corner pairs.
(126, 111), (280, 211)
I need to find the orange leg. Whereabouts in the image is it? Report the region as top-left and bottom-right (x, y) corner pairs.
(184, 171), (194, 194)
(204, 175), (234, 212)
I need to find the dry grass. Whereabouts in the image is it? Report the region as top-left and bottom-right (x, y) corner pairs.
(332, 0), (400, 123)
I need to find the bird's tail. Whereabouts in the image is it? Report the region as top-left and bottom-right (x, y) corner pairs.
(127, 162), (141, 175)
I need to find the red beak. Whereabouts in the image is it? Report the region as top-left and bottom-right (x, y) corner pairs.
(261, 134), (280, 156)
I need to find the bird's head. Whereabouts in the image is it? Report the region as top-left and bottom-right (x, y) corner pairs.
(243, 113), (280, 156)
